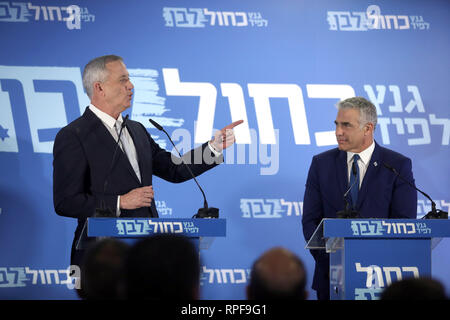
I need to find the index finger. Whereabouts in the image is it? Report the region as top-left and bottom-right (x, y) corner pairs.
(222, 120), (244, 131)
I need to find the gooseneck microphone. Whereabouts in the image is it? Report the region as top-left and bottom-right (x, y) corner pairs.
(94, 114), (129, 217)
(383, 162), (448, 219)
(337, 162), (360, 219)
(149, 118), (219, 218)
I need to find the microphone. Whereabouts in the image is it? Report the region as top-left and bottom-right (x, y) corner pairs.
(149, 118), (219, 218)
(336, 161), (360, 219)
(383, 162), (448, 219)
(94, 114), (129, 217)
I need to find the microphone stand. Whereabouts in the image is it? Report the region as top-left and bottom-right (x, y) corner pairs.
(149, 118), (219, 218)
(383, 163), (448, 219)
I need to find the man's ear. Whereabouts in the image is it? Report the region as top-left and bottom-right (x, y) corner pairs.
(93, 81), (104, 97)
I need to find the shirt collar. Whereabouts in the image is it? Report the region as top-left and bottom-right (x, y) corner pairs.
(89, 103), (123, 129)
(347, 140), (375, 166)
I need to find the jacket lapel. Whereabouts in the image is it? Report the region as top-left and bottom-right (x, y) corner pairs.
(335, 149), (348, 197)
(84, 107), (117, 154)
(124, 121), (145, 185)
(357, 141), (381, 209)
(126, 121), (158, 217)
(84, 108), (142, 185)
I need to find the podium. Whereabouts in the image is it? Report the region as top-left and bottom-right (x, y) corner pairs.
(306, 219), (450, 300)
(76, 217), (226, 251)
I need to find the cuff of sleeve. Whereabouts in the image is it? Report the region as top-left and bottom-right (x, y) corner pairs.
(116, 196), (121, 217)
(208, 141), (222, 157)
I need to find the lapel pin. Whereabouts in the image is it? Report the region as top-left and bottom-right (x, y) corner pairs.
(373, 161), (378, 167)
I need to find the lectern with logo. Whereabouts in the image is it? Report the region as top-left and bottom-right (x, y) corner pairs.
(306, 219), (450, 300)
(76, 217), (226, 250)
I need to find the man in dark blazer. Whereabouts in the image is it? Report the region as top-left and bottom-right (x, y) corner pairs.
(302, 97), (417, 300)
(53, 55), (242, 269)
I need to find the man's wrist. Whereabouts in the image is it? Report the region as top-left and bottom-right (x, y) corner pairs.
(116, 195), (121, 217)
(208, 141), (222, 157)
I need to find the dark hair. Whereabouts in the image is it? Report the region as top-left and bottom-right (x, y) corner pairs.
(124, 234), (200, 300)
(381, 277), (447, 300)
(248, 247), (307, 300)
(80, 238), (129, 300)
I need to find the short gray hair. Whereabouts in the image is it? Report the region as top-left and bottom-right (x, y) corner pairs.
(82, 55), (123, 98)
(337, 96), (377, 129)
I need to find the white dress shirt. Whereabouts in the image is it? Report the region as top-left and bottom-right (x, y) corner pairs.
(89, 104), (139, 217)
(346, 141), (375, 188)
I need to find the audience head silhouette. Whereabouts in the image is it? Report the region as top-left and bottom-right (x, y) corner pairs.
(381, 277), (447, 300)
(80, 238), (129, 300)
(247, 247), (308, 300)
(124, 234), (200, 300)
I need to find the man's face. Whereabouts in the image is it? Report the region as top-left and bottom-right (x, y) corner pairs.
(335, 108), (369, 153)
(102, 60), (134, 112)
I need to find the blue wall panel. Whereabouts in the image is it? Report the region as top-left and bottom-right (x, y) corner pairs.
(0, 0), (448, 299)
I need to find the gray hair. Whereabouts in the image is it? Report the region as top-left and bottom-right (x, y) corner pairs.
(337, 96), (377, 129)
(82, 55), (123, 98)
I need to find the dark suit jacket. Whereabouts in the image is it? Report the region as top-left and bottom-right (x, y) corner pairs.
(53, 107), (222, 267)
(301, 142), (417, 295)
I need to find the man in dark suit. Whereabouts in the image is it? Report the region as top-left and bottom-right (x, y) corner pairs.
(53, 55), (242, 268)
(302, 97), (417, 300)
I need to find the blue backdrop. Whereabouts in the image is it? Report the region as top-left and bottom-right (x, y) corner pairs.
(0, 0), (449, 299)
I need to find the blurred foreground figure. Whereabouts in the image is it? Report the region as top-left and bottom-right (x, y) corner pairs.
(247, 247), (308, 300)
(80, 238), (129, 300)
(381, 277), (447, 300)
(124, 234), (200, 300)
